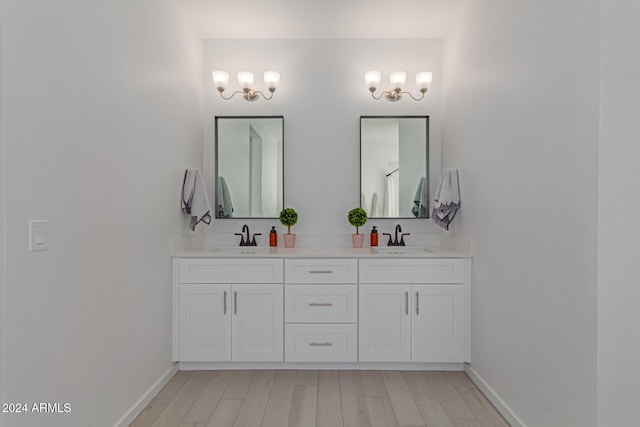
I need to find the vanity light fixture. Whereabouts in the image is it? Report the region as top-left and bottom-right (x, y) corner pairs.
(365, 70), (433, 101)
(212, 70), (280, 101)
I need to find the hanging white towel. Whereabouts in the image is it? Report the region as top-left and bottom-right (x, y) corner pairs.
(182, 169), (212, 231)
(383, 175), (400, 217)
(370, 192), (379, 218)
(411, 177), (428, 218)
(217, 176), (234, 218)
(432, 169), (460, 230)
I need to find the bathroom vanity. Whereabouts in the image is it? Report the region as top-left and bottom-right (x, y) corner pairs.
(172, 246), (471, 371)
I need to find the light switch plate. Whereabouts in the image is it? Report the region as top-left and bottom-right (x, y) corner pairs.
(29, 220), (49, 252)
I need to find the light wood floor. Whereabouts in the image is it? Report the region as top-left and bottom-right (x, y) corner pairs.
(131, 370), (509, 427)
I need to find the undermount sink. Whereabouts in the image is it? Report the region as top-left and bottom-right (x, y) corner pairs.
(213, 247), (272, 255)
(372, 246), (431, 255)
(373, 247), (432, 255)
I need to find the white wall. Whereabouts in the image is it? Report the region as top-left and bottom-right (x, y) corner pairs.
(0, 1), (202, 426)
(203, 39), (443, 246)
(597, 0), (640, 425)
(443, 1), (600, 426)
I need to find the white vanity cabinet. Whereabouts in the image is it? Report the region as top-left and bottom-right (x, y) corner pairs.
(173, 252), (470, 369)
(359, 258), (468, 363)
(284, 259), (358, 362)
(174, 258), (284, 362)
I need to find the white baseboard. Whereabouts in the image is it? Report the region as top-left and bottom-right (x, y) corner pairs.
(113, 363), (179, 427)
(179, 361), (464, 371)
(464, 364), (527, 427)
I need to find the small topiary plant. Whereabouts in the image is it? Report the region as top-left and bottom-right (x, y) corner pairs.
(279, 208), (298, 234)
(348, 207), (368, 235)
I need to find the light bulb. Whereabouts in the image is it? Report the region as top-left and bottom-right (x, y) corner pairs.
(390, 71), (406, 90)
(212, 70), (229, 90)
(264, 71), (280, 90)
(237, 71), (254, 90)
(364, 70), (381, 90)
(416, 71), (433, 91)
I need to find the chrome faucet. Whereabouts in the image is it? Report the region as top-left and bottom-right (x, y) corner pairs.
(235, 224), (261, 246)
(383, 224), (411, 246)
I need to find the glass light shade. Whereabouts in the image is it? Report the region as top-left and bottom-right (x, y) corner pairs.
(416, 71), (433, 91)
(264, 71), (280, 90)
(212, 70), (229, 90)
(237, 71), (254, 90)
(364, 70), (381, 89)
(390, 71), (406, 90)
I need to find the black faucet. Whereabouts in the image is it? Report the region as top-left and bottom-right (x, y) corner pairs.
(383, 224), (411, 246)
(235, 224), (261, 246)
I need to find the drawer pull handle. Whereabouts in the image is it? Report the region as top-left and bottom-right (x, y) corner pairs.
(224, 291), (227, 315)
(309, 302), (333, 307)
(308, 270), (334, 274)
(234, 291), (238, 315)
(405, 291), (409, 315)
(309, 342), (333, 347)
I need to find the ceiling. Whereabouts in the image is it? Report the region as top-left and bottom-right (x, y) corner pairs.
(179, 0), (468, 39)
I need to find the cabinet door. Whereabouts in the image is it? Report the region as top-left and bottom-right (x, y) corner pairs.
(412, 285), (464, 363)
(232, 284), (284, 362)
(179, 283), (231, 361)
(359, 284), (411, 362)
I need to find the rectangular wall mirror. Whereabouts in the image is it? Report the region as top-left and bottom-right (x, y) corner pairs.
(360, 116), (429, 218)
(215, 116), (284, 218)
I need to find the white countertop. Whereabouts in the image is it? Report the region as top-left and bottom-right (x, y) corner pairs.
(172, 245), (472, 259)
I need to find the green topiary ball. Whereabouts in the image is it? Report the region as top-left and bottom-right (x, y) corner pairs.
(348, 207), (367, 232)
(279, 208), (298, 232)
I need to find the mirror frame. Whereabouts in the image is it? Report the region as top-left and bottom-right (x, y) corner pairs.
(359, 115), (430, 219)
(214, 115), (284, 219)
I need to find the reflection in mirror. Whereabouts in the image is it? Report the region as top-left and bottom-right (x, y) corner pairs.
(215, 116), (284, 218)
(360, 116), (429, 218)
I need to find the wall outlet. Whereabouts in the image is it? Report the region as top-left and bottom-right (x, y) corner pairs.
(29, 220), (49, 252)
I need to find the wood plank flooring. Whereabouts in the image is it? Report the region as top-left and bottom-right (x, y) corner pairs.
(131, 370), (509, 427)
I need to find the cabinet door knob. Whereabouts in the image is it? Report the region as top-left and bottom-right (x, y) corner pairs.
(223, 291), (227, 315)
(416, 291), (419, 315)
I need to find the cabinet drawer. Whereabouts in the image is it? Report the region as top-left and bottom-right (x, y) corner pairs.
(179, 258), (283, 283)
(285, 259), (357, 284)
(285, 324), (357, 362)
(359, 258), (464, 284)
(285, 285), (357, 323)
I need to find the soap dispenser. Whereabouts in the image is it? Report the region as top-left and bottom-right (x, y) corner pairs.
(370, 226), (379, 247)
(269, 226), (278, 247)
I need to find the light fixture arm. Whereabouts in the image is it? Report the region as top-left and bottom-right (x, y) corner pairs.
(404, 89), (427, 101)
(217, 89), (245, 100)
(256, 88), (275, 101)
(369, 88), (386, 100)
